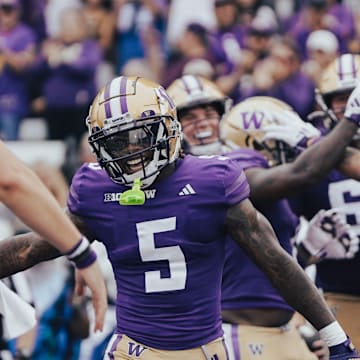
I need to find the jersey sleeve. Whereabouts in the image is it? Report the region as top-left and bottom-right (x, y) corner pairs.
(67, 162), (123, 221)
(67, 170), (83, 215)
(227, 148), (269, 170)
(221, 156), (250, 206)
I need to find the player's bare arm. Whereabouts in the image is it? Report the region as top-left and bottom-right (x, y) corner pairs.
(0, 232), (60, 278)
(0, 213), (95, 279)
(225, 199), (335, 330)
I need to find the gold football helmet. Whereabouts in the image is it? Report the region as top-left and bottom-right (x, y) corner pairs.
(87, 76), (182, 187)
(316, 53), (360, 126)
(221, 96), (300, 166)
(166, 75), (231, 155)
(167, 74), (231, 115)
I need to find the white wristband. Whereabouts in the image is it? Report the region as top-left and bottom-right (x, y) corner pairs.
(319, 321), (347, 347)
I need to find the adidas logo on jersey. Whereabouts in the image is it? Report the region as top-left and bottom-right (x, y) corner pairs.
(178, 184), (196, 196)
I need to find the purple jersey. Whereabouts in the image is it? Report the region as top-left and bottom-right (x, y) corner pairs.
(289, 170), (360, 295)
(68, 154), (250, 350)
(222, 149), (298, 312)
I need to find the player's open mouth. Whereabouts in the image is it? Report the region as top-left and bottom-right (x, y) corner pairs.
(125, 156), (150, 174)
(195, 130), (212, 139)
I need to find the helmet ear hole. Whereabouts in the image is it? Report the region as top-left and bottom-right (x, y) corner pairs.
(253, 140), (264, 151)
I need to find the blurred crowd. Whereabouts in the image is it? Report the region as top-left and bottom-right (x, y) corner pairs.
(0, 0), (358, 144)
(1, 0), (360, 358)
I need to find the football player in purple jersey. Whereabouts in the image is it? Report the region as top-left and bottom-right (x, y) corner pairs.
(167, 74), (360, 360)
(0, 76), (357, 360)
(0, 141), (107, 334)
(268, 53), (360, 350)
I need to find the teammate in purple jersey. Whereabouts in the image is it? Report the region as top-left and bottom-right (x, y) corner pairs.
(167, 75), (360, 360)
(0, 76), (358, 360)
(273, 53), (360, 350)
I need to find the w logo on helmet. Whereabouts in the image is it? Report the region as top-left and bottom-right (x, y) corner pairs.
(240, 111), (264, 129)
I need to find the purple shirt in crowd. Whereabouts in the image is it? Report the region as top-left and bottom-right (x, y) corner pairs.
(209, 24), (247, 75)
(68, 154), (250, 350)
(249, 71), (315, 120)
(38, 39), (102, 109)
(287, 3), (354, 59)
(0, 23), (36, 116)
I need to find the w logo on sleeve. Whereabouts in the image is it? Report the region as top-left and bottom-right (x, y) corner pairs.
(127, 342), (147, 357)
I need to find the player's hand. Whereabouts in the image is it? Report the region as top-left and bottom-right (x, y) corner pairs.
(298, 324), (329, 359)
(329, 338), (360, 359)
(263, 110), (321, 150)
(344, 83), (360, 126)
(75, 261), (107, 332)
(312, 339), (330, 360)
(301, 209), (359, 261)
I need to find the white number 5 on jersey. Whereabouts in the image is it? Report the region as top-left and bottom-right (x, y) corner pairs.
(136, 217), (187, 293)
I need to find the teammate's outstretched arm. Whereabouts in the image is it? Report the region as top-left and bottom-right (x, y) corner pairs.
(248, 113), (359, 203)
(0, 142), (107, 332)
(225, 198), (359, 359)
(259, 83), (360, 190)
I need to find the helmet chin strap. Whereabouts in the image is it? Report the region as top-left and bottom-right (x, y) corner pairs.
(189, 141), (223, 156)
